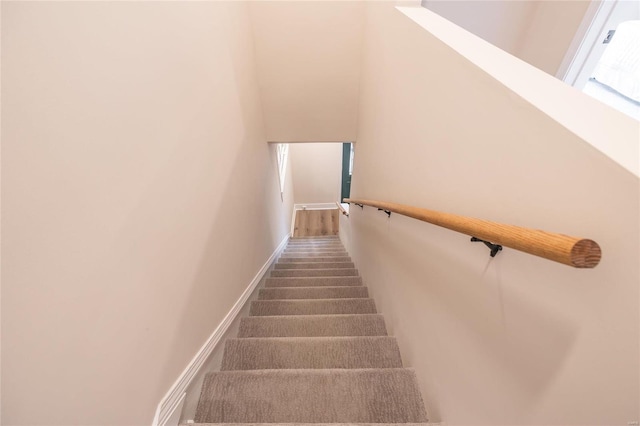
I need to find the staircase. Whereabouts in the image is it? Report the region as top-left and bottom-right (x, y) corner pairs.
(193, 235), (428, 424)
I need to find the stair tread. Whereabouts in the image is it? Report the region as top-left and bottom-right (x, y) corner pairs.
(250, 298), (376, 316)
(238, 314), (388, 337)
(291, 236), (340, 240)
(194, 239), (429, 425)
(286, 245), (345, 248)
(221, 336), (403, 370)
(195, 368), (428, 423)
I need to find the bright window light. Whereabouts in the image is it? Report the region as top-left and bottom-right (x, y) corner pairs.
(276, 143), (289, 193)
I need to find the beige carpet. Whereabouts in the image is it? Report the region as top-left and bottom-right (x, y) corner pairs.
(258, 286), (369, 300)
(193, 236), (428, 424)
(221, 336), (403, 370)
(238, 314), (388, 338)
(265, 276), (363, 287)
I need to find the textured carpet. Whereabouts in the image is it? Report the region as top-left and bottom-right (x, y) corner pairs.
(258, 286), (368, 300)
(193, 424), (428, 426)
(195, 369), (426, 423)
(250, 299), (377, 316)
(274, 262), (355, 269)
(270, 269), (358, 277)
(238, 314), (388, 337)
(278, 256), (352, 263)
(221, 336), (402, 370)
(283, 251), (348, 255)
(193, 237), (428, 424)
(265, 276), (363, 287)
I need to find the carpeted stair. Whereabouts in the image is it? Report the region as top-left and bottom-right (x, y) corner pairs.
(193, 236), (428, 424)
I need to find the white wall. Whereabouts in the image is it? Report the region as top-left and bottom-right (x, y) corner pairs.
(290, 143), (343, 204)
(249, 1), (365, 142)
(421, 0), (591, 76)
(1, 2), (293, 425)
(518, 1), (591, 76)
(346, 3), (638, 424)
(422, 0), (538, 55)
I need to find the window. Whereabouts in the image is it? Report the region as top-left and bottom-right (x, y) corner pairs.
(276, 143), (289, 193)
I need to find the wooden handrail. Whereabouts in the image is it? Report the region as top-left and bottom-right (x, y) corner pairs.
(344, 198), (601, 268)
(336, 202), (349, 217)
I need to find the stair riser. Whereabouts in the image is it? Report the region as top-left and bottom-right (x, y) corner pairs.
(271, 269), (358, 277)
(221, 337), (403, 370)
(282, 253), (349, 258)
(290, 237), (340, 241)
(250, 299), (376, 316)
(238, 314), (388, 337)
(195, 369), (428, 423)
(279, 257), (351, 263)
(291, 236), (340, 239)
(265, 277), (363, 287)
(275, 262), (355, 270)
(287, 242), (344, 246)
(284, 248), (346, 252)
(286, 246), (345, 250)
(188, 424), (428, 426)
(288, 243), (341, 245)
(280, 253), (349, 258)
(259, 286), (368, 300)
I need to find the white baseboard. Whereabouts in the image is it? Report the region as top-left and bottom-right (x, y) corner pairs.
(151, 233), (291, 426)
(293, 203), (339, 210)
(162, 392), (185, 426)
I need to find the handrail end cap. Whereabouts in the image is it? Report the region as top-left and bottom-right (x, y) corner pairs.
(570, 239), (601, 268)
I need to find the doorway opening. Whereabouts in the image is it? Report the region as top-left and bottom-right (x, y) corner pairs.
(340, 143), (354, 203)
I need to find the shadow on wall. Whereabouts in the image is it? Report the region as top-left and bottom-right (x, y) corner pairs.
(351, 208), (579, 421)
(170, 141), (294, 424)
(158, 140), (290, 403)
(150, 5), (295, 420)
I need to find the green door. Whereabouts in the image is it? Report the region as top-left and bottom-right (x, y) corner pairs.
(341, 143), (353, 202)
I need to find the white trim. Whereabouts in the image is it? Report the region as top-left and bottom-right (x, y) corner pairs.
(161, 392), (185, 426)
(336, 202), (350, 217)
(290, 206), (297, 237)
(267, 140), (349, 144)
(561, 0), (618, 87)
(293, 203), (339, 211)
(557, 0), (604, 81)
(151, 233), (290, 426)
